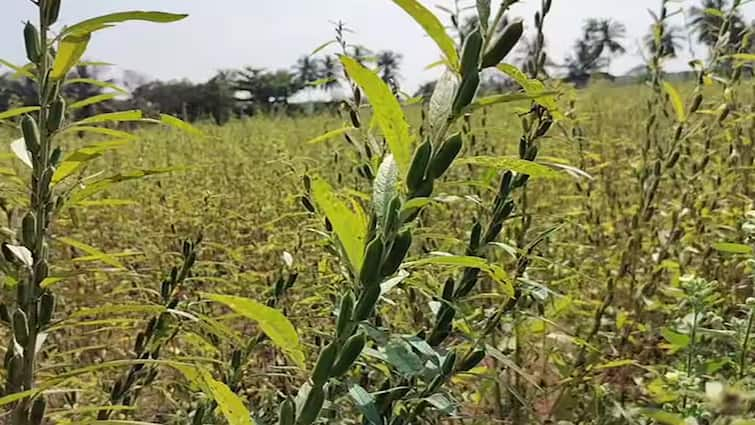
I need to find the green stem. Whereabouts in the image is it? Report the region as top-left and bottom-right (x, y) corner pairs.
(738, 307), (754, 380)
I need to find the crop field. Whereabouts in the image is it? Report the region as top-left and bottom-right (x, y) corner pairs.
(1, 0), (754, 424)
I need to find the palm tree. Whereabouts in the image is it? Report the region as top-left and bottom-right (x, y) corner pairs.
(584, 18), (627, 69)
(689, 0), (746, 50)
(293, 56), (320, 87)
(644, 23), (685, 58)
(318, 55), (341, 92)
(376, 50), (402, 85)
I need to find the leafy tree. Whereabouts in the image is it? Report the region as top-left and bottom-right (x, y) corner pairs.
(645, 23), (684, 58)
(376, 50), (403, 87)
(689, 0), (746, 49)
(294, 55), (320, 87)
(233, 67), (302, 114)
(564, 18), (627, 86)
(317, 55), (341, 93)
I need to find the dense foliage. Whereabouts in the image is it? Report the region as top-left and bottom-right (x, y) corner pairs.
(0, 0), (754, 425)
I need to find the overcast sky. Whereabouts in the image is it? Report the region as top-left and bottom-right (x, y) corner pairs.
(1, 1), (753, 92)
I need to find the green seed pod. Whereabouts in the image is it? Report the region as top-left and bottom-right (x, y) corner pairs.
(311, 342), (338, 386)
(29, 396), (46, 425)
(718, 104), (730, 124)
(22, 115), (40, 156)
(0, 304), (10, 323)
(13, 309), (29, 346)
(330, 332), (367, 377)
(452, 72), (480, 116)
(441, 350), (456, 376)
(49, 147), (62, 167)
(231, 349), (242, 370)
(297, 384), (325, 425)
(360, 237), (384, 287)
(47, 97), (66, 132)
(690, 94), (703, 113)
(468, 221), (482, 253)
(38, 291), (55, 326)
(21, 212), (36, 249)
(667, 150), (681, 169)
(543, 0), (552, 14)
(441, 278), (455, 302)
(133, 332), (146, 354)
(43, 0), (62, 26)
(353, 283), (381, 321)
(459, 27), (483, 77)
(429, 132), (463, 179)
(279, 398), (296, 425)
(9, 352), (23, 386)
(481, 21), (524, 68)
(673, 125), (683, 141)
(406, 141), (432, 192)
(380, 229), (412, 277)
(24, 22), (41, 63)
(336, 292), (355, 338)
(458, 349), (486, 371)
(192, 404), (206, 425)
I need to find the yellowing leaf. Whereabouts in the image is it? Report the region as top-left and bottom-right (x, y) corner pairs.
(56, 236), (126, 269)
(406, 255), (513, 297)
(663, 82), (686, 123)
(0, 106), (40, 121)
(712, 242), (752, 254)
(51, 33), (91, 80)
(64, 11), (188, 36)
(305, 126), (356, 144)
(203, 293), (305, 368)
(392, 0), (459, 70)
(457, 156), (562, 178)
(340, 56), (413, 173)
(53, 140), (132, 183)
(311, 177), (368, 271)
(175, 365), (254, 425)
(496, 63), (563, 119)
(75, 110), (143, 125)
(160, 114), (205, 137)
(69, 93), (119, 110)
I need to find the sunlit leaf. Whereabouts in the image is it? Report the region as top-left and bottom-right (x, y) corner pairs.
(311, 177), (368, 271)
(392, 0), (460, 70)
(10, 138), (33, 168)
(74, 110), (143, 125)
(712, 242), (752, 254)
(56, 236), (125, 269)
(0, 106), (40, 121)
(406, 255), (513, 296)
(51, 34), (92, 81)
(662, 82), (686, 123)
(69, 94), (119, 110)
(63, 78), (129, 94)
(341, 56), (413, 173)
(175, 365), (254, 425)
(456, 156), (562, 178)
(159, 114), (205, 137)
(63, 11), (188, 36)
(203, 293), (305, 368)
(305, 126), (355, 144)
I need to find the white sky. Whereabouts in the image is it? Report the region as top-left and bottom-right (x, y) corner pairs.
(1, 1), (753, 92)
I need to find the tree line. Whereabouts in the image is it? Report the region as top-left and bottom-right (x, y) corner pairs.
(0, 0), (752, 125)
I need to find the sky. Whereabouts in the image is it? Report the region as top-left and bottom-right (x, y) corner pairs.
(1, 1), (753, 93)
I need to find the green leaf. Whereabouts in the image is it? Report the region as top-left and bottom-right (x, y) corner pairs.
(175, 365), (254, 425)
(373, 154), (399, 225)
(305, 126), (356, 144)
(456, 156), (562, 178)
(384, 339), (425, 376)
(467, 91), (558, 111)
(0, 59), (35, 78)
(661, 328), (690, 351)
(392, 0), (460, 70)
(340, 56), (413, 173)
(67, 167), (183, 204)
(159, 114), (205, 137)
(53, 140), (132, 183)
(406, 255), (513, 296)
(56, 236), (125, 269)
(703, 7), (725, 18)
(712, 242), (752, 254)
(594, 359), (637, 370)
(638, 409), (686, 425)
(63, 78), (129, 94)
(311, 177), (368, 271)
(424, 393), (455, 415)
(69, 94), (119, 110)
(0, 106), (40, 121)
(51, 34), (91, 81)
(202, 293), (305, 368)
(663, 82), (686, 123)
(496, 63), (563, 119)
(74, 110), (143, 125)
(63, 11), (188, 36)
(730, 53), (755, 62)
(60, 126), (137, 140)
(348, 385), (383, 425)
